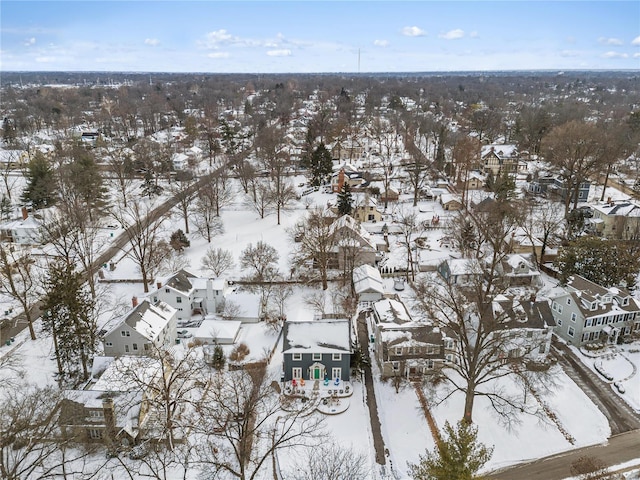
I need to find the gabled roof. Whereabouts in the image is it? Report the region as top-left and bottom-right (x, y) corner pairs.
(105, 300), (176, 342)
(592, 201), (640, 218)
(372, 298), (414, 327)
(481, 144), (518, 159)
(353, 264), (384, 295)
(489, 298), (555, 330)
(283, 320), (351, 354)
(163, 269), (197, 294)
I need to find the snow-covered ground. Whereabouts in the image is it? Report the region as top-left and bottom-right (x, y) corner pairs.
(1, 176), (638, 479)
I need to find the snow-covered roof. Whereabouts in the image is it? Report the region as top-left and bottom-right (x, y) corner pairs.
(224, 291), (261, 319)
(194, 319), (241, 342)
(105, 299), (176, 342)
(373, 298), (414, 327)
(92, 355), (161, 391)
(481, 144), (518, 159)
(592, 201), (640, 218)
(440, 193), (462, 205)
(353, 264), (384, 295)
(283, 319), (351, 354)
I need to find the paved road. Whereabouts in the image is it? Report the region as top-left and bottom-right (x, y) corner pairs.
(488, 430), (640, 480)
(355, 311), (387, 465)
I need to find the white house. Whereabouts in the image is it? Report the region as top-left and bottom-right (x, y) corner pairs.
(102, 299), (177, 356)
(0, 211), (42, 244)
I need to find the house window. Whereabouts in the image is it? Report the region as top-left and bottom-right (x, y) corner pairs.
(125, 345), (130, 353)
(133, 343), (138, 351)
(538, 344), (546, 354)
(568, 327), (575, 337)
(445, 354), (453, 363)
(585, 319), (593, 327)
(557, 318), (563, 326)
(392, 361), (399, 371)
(332, 353), (342, 361)
(88, 428), (103, 439)
(395, 347), (402, 355)
(596, 318), (603, 326)
(312, 353), (322, 361)
(89, 410), (104, 419)
(121, 331), (130, 337)
(292, 367), (302, 379)
(567, 298), (571, 305)
(590, 331), (599, 341)
(144, 344), (150, 351)
(332, 367), (341, 379)
(105, 342), (113, 347)
(426, 359), (434, 370)
(582, 333), (590, 342)
(292, 353), (302, 361)
(590, 303), (596, 311)
(176, 297), (182, 303)
(153, 296), (157, 303)
(165, 288), (170, 293)
(571, 313), (577, 322)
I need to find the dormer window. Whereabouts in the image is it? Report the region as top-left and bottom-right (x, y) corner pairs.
(622, 297), (629, 306)
(590, 302), (597, 311)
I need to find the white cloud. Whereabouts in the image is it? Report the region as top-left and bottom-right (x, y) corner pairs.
(439, 29), (464, 40)
(469, 31), (479, 38)
(266, 49), (291, 57)
(373, 39), (389, 47)
(35, 56), (56, 63)
(24, 37), (36, 46)
(401, 26), (426, 37)
(207, 52), (230, 58)
(560, 50), (580, 57)
(634, 52), (640, 58)
(200, 29), (262, 49)
(144, 38), (160, 46)
(601, 51), (628, 59)
(632, 35), (640, 46)
(598, 37), (623, 46)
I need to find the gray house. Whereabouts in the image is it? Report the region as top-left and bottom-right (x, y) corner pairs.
(353, 264), (384, 307)
(282, 319), (352, 382)
(550, 275), (640, 346)
(102, 299), (177, 356)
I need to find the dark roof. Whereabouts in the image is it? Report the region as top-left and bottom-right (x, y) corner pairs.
(489, 299), (555, 330)
(165, 269), (196, 293)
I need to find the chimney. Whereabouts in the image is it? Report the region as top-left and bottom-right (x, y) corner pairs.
(132, 296), (138, 308)
(21, 207), (28, 220)
(102, 398), (117, 444)
(157, 282), (162, 289)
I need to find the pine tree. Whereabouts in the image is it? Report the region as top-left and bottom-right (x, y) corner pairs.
(41, 261), (97, 385)
(493, 170), (516, 202)
(61, 146), (109, 220)
(309, 143), (333, 187)
(336, 182), (353, 216)
(212, 345), (226, 370)
(409, 421), (493, 480)
(170, 229), (190, 252)
(21, 152), (56, 209)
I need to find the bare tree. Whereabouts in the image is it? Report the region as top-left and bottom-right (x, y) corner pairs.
(195, 364), (325, 480)
(201, 246), (235, 277)
(112, 199), (169, 293)
(290, 208), (336, 290)
(245, 179), (273, 219)
(0, 245), (40, 340)
(287, 443), (370, 480)
(240, 241), (279, 282)
(304, 291), (327, 318)
(169, 175), (197, 234)
(394, 207), (424, 282)
(193, 182), (225, 243)
(515, 199), (565, 266)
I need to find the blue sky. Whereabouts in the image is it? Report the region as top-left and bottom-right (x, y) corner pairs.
(1, 1), (639, 72)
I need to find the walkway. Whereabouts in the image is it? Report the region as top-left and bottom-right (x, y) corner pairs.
(356, 311), (387, 465)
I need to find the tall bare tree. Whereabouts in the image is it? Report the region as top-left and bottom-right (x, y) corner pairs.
(0, 246), (40, 340)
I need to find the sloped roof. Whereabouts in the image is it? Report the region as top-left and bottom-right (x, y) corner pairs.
(372, 298), (413, 327)
(105, 300), (176, 342)
(283, 320), (351, 354)
(353, 264), (384, 295)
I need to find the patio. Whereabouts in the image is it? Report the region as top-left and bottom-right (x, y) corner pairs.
(281, 378), (354, 415)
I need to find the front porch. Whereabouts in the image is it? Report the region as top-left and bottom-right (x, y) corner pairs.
(281, 378), (353, 415)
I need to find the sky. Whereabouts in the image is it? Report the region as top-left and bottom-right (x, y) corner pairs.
(1, 1), (639, 73)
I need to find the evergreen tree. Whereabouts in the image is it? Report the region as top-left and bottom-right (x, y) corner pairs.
(61, 146), (109, 220)
(555, 236), (640, 288)
(493, 170), (516, 202)
(170, 229), (190, 252)
(41, 261), (97, 385)
(408, 421), (493, 480)
(212, 345), (226, 370)
(21, 152), (56, 209)
(309, 143), (333, 187)
(336, 182), (353, 216)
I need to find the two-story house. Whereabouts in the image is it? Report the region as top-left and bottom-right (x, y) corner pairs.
(102, 299), (177, 356)
(153, 269), (230, 321)
(550, 275), (640, 346)
(498, 254), (542, 287)
(437, 258), (483, 285)
(370, 298), (454, 377)
(331, 214), (380, 269)
(282, 319), (352, 382)
(591, 201), (640, 240)
(481, 144), (527, 176)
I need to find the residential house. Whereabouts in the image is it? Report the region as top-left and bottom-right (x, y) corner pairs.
(331, 165), (367, 193)
(193, 319), (242, 345)
(529, 174), (591, 204)
(370, 298), (453, 377)
(353, 264), (384, 307)
(0, 149), (29, 169)
(351, 194), (383, 223)
(331, 140), (365, 162)
(0, 210), (42, 244)
(153, 270), (230, 321)
(331, 214), (380, 269)
(59, 390), (142, 444)
(550, 275), (640, 346)
(437, 258), (483, 285)
(171, 152), (189, 171)
(102, 299), (177, 356)
(457, 171), (485, 191)
(379, 187), (399, 203)
(282, 319), (352, 382)
(486, 296), (556, 360)
(440, 193), (463, 211)
(481, 144), (527, 176)
(498, 254), (542, 287)
(591, 201), (640, 240)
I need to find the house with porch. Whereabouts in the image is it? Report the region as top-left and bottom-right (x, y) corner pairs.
(282, 319), (352, 382)
(370, 298), (454, 377)
(591, 201), (640, 240)
(481, 144), (527, 175)
(498, 253), (542, 287)
(440, 193), (463, 211)
(152, 270), (230, 321)
(550, 275), (640, 346)
(102, 299), (176, 356)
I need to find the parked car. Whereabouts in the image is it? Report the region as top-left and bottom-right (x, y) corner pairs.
(177, 329), (193, 339)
